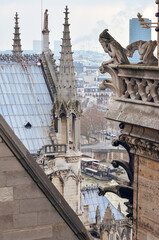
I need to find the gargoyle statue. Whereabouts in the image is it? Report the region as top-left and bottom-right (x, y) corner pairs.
(99, 29), (130, 66)
(98, 185), (133, 202)
(126, 40), (158, 65)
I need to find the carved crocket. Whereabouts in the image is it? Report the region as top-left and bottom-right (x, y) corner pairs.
(126, 40), (158, 65)
(99, 29), (130, 66)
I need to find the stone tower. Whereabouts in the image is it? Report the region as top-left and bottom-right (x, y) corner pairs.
(40, 7), (82, 216)
(12, 12), (22, 55)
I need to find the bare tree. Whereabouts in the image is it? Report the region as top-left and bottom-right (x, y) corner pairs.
(81, 108), (106, 143)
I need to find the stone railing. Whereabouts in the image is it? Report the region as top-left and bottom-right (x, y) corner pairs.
(0, 54), (40, 63)
(99, 64), (159, 105)
(40, 144), (67, 155)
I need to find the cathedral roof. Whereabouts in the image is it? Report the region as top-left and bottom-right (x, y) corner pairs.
(81, 186), (124, 224)
(0, 55), (53, 154)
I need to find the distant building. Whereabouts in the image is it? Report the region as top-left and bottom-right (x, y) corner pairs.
(54, 40), (61, 56)
(81, 186), (132, 239)
(74, 61), (83, 73)
(129, 18), (151, 63)
(33, 40), (42, 53)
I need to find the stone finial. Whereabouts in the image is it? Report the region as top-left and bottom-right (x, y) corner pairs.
(64, 5), (69, 19)
(12, 12), (23, 55)
(95, 205), (101, 224)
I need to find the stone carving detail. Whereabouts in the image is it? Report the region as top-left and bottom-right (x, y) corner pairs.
(65, 156), (80, 163)
(43, 9), (49, 32)
(55, 100), (82, 118)
(98, 131), (134, 219)
(0, 54), (40, 64)
(126, 40), (158, 65)
(52, 168), (81, 184)
(121, 77), (159, 103)
(98, 185), (133, 201)
(122, 135), (159, 159)
(98, 185), (133, 219)
(99, 29), (130, 65)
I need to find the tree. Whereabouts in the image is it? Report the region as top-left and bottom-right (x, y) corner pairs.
(81, 108), (106, 143)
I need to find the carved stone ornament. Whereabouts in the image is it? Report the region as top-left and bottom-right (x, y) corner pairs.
(52, 168), (81, 183)
(98, 185), (133, 219)
(99, 65), (121, 97)
(0, 54), (40, 64)
(123, 135), (159, 159)
(55, 100), (82, 118)
(98, 131), (135, 219)
(126, 40), (158, 66)
(99, 29), (130, 65)
(43, 9), (49, 33)
(65, 156), (80, 163)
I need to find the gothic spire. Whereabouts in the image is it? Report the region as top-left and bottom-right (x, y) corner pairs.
(102, 203), (114, 224)
(12, 12), (22, 55)
(59, 6), (77, 102)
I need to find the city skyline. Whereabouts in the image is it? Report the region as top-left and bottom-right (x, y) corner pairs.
(0, 0), (156, 52)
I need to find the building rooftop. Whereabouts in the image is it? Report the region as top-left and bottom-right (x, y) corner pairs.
(81, 186), (124, 224)
(0, 56), (53, 154)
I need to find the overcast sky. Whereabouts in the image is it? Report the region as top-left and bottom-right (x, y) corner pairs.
(0, 0), (157, 52)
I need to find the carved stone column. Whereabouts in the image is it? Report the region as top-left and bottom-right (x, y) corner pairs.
(74, 117), (78, 151)
(77, 117), (81, 151)
(58, 117), (61, 136)
(66, 116), (69, 153)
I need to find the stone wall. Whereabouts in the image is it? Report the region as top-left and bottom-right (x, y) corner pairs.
(99, 64), (159, 240)
(0, 138), (79, 240)
(133, 154), (159, 240)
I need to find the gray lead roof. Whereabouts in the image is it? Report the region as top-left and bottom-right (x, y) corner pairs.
(81, 187), (124, 223)
(0, 61), (53, 154)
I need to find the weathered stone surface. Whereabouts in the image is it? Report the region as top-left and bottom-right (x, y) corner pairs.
(0, 187), (13, 202)
(19, 197), (53, 213)
(6, 170), (32, 186)
(0, 215), (13, 230)
(0, 201), (14, 216)
(14, 183), (44, 200)
(0, 200), (19, 216)
(0, 172), (6, 187)
(0, 142), (13, 157)
(52, 223), (79, 240)
(2, 226), (53, 240)
(0, 157), (23, 172)
(13, 212), (37, 228)
(37, 210), (63, 225)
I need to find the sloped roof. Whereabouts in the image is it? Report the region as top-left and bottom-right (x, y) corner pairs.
(0, 114), (92, 240)
(81, 186), (124, 223)
(0, 59), (53, 154)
